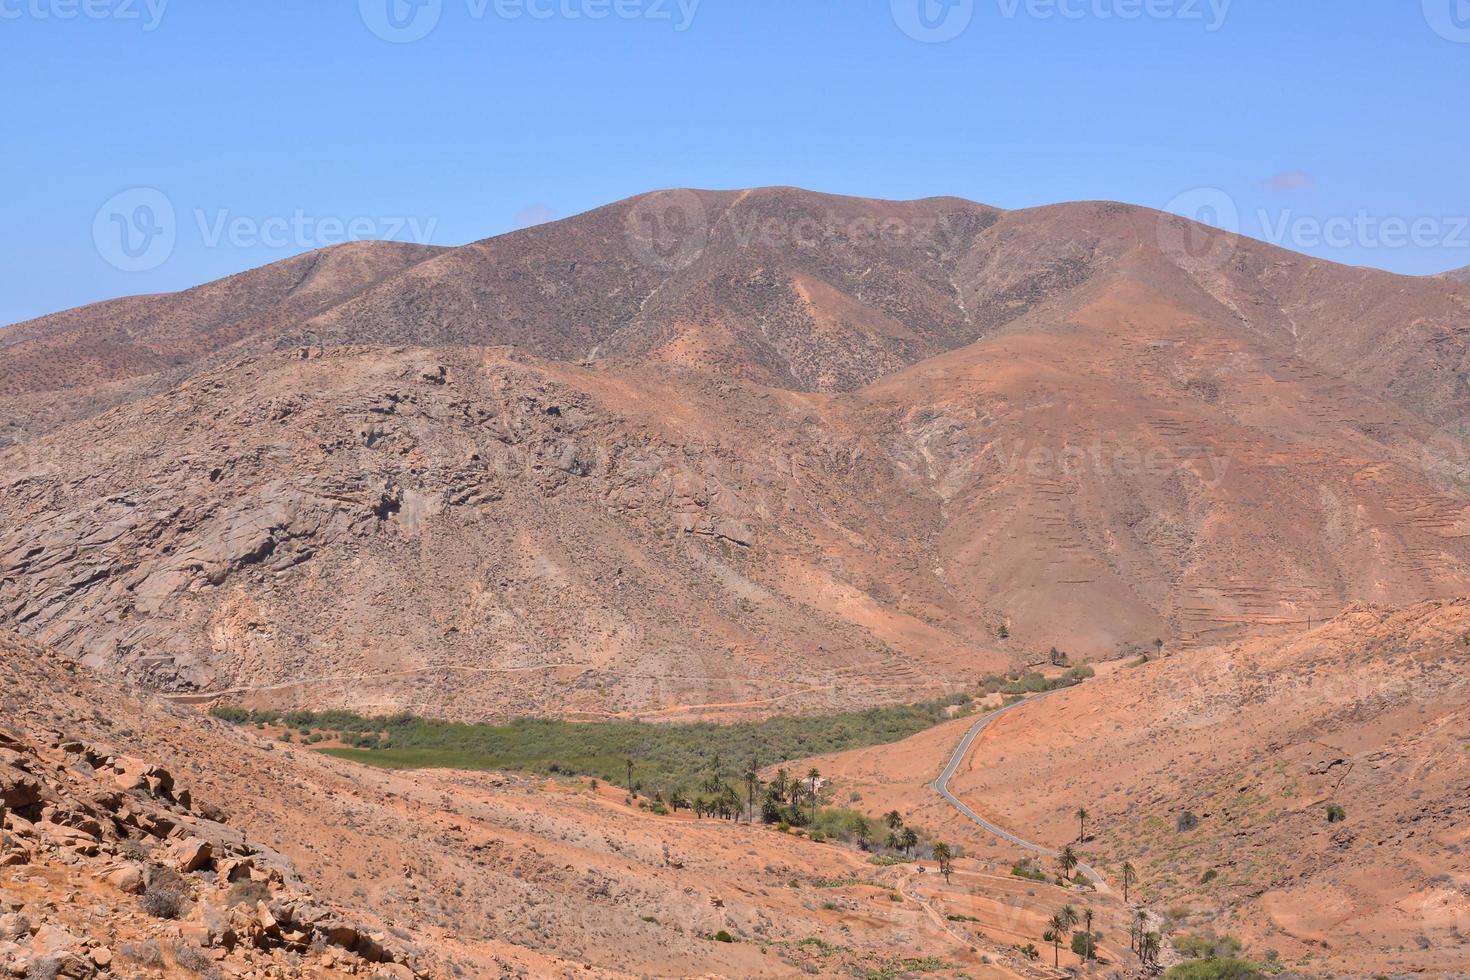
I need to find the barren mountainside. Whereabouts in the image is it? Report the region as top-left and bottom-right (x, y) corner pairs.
(4, 188), (1470, 719)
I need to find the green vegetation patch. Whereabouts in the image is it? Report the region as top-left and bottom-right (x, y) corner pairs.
(980, 665), (1095, 697)
(1164, 958), (1269, 980)
(211, 697), (970, 792)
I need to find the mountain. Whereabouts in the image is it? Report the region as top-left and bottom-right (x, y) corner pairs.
(1442, 264), (1470, 284)
(4, 188), (1470, 718)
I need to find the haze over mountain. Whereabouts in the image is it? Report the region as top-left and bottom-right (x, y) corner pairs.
(4, 187), (1470, 719)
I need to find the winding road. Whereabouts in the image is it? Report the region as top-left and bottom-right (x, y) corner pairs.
(931, 692), (1106, 888)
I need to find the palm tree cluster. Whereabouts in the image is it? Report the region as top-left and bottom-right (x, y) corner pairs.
(881, 810), (921, 855)
(752, 765), (826, 826)
(1130, 908), (1162, 966)
(1041, 903), (1099, 967)
(1041, 904), (1078, 968)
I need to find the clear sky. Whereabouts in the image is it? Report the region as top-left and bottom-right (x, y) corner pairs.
(2, 0), (1467, 325)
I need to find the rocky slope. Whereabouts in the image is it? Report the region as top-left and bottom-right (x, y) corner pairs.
(0, 638), (437, 980)
(3, 188), (1470, 717)
(2, 629), (1078, 979)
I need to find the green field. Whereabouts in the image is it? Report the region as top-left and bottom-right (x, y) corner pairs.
(212, 695), (972, 799)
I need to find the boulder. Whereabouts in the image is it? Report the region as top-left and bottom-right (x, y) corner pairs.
(0, 915), (28, 942)
(0, 770), (40, 812)
(104, 864), (144, 895)
(170, 837), (213, 873)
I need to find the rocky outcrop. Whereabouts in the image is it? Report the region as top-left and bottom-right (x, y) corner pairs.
(0, 722), (431, 979)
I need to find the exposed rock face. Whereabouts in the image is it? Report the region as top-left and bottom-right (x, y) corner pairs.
(0, 661), (432, 979)
(2, 188), (1470, 718)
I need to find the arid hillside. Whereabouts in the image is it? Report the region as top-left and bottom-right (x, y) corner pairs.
(4, 189), (1470, 716)
(807, 599), (1470, 978)
(2, 628), (1088, 979)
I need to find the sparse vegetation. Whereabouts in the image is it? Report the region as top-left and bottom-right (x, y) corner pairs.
(211, 698), (970, 800)
(979, 665), (1095, 697)
(1011, 859), (1048, 882)
(140, 866), (187, 920)
(1164, 958), (1267, 979)
(1174, 932), (1245, 960)
(1326, 804), (1347, 823)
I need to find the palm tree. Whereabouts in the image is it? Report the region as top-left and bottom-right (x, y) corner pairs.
(806, 767), (820, 822)
(1142, 931), (1162, 967)
(1132, 908), (1149, 956)
(1058, 844), (1079, 880)
(1059, 904), (1079, 931)
(1043, 913), (1066, 967)
(625, 758), (635, 795)
(932, 842), (954, 883)
(885, 831), (902, 852)
(900, 827), (919, 856)
(884, 810), (904, 831)
(1122, 861), (1137, 904)
(1075, 806), (1089, 842)
(1082, 907), (1095, 961)
(743, 759), (759, 823)
(852, 815), (873, 851)
(773, 767), (789, 801)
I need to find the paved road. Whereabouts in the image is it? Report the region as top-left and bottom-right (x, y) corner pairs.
(931, 693), (1106, 887)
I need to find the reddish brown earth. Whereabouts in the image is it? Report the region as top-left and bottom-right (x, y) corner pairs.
(4, 189), (1470, 715)
(3, 629), (1084, 979)
(5, 187), (1470, 976)
(812, 599), (1470, 977)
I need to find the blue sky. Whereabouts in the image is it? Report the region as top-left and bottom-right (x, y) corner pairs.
(1, 0), (1467, 325)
